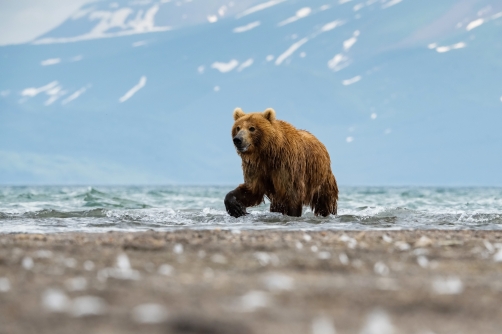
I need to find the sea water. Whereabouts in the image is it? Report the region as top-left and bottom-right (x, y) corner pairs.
(0, 186), (501, 233)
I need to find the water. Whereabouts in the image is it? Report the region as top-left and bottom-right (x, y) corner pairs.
(0, 186), (501, 233)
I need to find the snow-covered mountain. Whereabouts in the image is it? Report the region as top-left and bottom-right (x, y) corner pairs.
(1, 0), (502, 185)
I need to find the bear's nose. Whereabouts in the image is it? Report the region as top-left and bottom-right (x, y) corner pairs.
(233, 137), (242, 146)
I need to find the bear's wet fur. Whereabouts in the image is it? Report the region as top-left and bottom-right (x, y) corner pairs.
(225, 108), (338, 218)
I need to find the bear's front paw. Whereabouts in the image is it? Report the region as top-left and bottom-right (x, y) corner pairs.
(224, 192), (248, 218)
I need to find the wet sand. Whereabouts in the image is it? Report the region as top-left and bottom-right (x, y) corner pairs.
(1, 229), (501, 334)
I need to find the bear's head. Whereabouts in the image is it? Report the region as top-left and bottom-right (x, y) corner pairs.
(231, 107), (276, 154)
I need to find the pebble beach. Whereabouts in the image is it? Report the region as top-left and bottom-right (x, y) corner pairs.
(1, 229), (502, 333)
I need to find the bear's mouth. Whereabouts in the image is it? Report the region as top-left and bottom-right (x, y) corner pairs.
(236, 145), (250, 153)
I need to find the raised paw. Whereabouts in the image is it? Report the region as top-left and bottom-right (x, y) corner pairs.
(224, 192), (248, 218)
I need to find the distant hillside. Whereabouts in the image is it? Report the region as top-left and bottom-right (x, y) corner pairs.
(1, 0), (502, 185)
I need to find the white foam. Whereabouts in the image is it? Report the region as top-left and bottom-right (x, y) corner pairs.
(119, 76), (147, 102)
(493, 12), (502, 19)
(197, 65), (205, 74)
(41, 58), (61, 66)
(238, 58), (254, 71)
(132, 303), (168, 323)
(62, 87), (88, 105)
(275, 38), (308, 65)
(236, 0), (286, 19)
(0, 90), (10, 97)
(320, 5), (331, 11)
(214, 86), (220, 92)
(266, 55), (274, 61)
(277, 7), (311, 26)
(233, 21), (260, 33)
(71, 55), (83, 62)
(382, 0), (402, 9)
(346, 136), (354, 143)
(466, 18), (484, 31)
(342, 75), (361, 85)
(312, 315), (337, 334)
(212, 59), (239, 73)
(339, 0), (352, 4)
(428, 43), (437, 49)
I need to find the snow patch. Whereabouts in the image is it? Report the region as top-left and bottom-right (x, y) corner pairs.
(207, 15), (218, 23)
(119, 76), (147, 102)
(62, 86), (89, 105)
(343, 30), (360, 51)
(238, 58), (254, 71)
(382, 0), (402, 9)
(233, 21), (261, 33)
(277, 7), (311, 27)
(320, 20), (345, 32)
(275, 38), (308, 65)
(327, 53), (350, 71)
(435, 42), (466, 53)
(34, 5), (171, 44)
(211, 59), (239, 73)
(342, 75), (361, 85)
(353, 3), (365, 11)
(236, 0), (286, 19)
(132, 40), (147, 47)
(466, 18), (484, 31)
(41, 58), (61, 66)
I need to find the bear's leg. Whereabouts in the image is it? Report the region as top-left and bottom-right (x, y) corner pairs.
(286, 203), (303, 217)
(270, 202), (285, 214)
(311, 178), (339, 217)
(225, 184), (264, 218)
(270, 201), (302, 217)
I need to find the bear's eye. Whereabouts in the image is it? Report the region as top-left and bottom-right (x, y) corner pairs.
(249, 127), (256, 132)
(236, 126), (240, 131)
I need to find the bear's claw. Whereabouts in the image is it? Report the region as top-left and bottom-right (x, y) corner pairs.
(224, 193), (248, 218)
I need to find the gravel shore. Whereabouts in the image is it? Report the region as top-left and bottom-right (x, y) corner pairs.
(1, 230), (501, 334)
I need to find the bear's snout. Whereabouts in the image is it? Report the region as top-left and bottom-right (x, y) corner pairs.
(233, 136), (243, 147)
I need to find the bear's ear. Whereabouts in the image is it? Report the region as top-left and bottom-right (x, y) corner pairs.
(233, 108), (245, 121)
(263, 108), (276, 122)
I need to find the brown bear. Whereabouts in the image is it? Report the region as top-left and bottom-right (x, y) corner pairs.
(224, 107), (338, 218)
